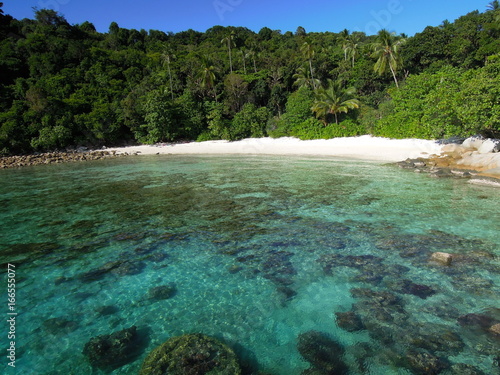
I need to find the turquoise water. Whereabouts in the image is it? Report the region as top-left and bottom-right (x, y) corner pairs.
(1, 155), (499, 374)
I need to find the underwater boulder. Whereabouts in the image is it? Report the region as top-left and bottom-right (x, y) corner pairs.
(297, 330), (348, 375)
(490, 323), (500, 336)
(139, 333), (241, 375)
(277, 285), (297, 301)
(430, 252), (453, 266)
(401, 325), (465, 355)
(111, 260), (146, 276)
(78, 260), (123, 282)
(82, 326), (141, 371)
(392, 279), (437, 299)
(442, 363), (486, 375)
(403, 349), (449, 375)
(352, 271), (384, 285)
(350, 288), (402, 307)
(42, 317), (79, 336)
(95, 305), (119, 316)
(344, 255), (384, 268)
(457, 313), (497, 330)
(147, 283), (177, 301)
(335, 311), (365, 332)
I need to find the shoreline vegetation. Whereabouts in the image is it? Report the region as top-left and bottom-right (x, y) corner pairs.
(1, 5), (500, 157)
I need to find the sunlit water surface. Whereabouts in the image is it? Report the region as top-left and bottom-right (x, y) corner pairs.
(1, 155), (499, 374)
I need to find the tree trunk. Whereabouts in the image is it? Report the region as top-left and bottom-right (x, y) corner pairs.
(309, 59), (315, 90)
(167, 57), (174, 100)
(389, 62), (399, 88)
(228, 42), (233, 73)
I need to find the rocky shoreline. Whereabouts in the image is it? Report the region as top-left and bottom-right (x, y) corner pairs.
(397, 136), (500, 185)
(0, 150), (131, 169)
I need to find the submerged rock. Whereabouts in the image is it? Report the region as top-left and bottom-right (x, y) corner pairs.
(335, 311), (365, 332)
(430, 252), (453, 266)
(95, 305), (119, 316)
(442, 363), (486, 375)
(352, 271), (384, 285)
(0, 150), (120, 169)
(139, 333), (241, 375)
(350, 288), (402, 307)
(450, 274), (494, 294)
(83, 326), (141, 371)
(403, 349), (449, 375)
(277, 285), (297, 301)
(457, 313), (497, 330)
(390, 279), (437, 299)
(147, 283), (177, 301)
(490, 323), (500, 336)
(78, 260), (146, 283)
(318, 254), (384, 276)
(111, 260), (146, 276)
(297, 330), (348, 375)
(421, 302), (461, 320)
(42, 317), (79, 336)
(401, 325), (465, 355)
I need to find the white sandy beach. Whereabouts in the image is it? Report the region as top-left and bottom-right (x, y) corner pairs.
(108, 136), (444, 162)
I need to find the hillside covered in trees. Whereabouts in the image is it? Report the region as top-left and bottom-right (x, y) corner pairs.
(0, 3), (499, 155)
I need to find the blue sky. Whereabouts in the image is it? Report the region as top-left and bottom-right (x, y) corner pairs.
(4, 0), (492, 36)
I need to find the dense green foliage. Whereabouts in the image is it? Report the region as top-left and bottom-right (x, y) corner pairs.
(0, 5), (499, 155)
(374, 64), (500, 139)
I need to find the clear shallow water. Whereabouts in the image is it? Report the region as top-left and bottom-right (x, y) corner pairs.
(0, 155), (499, 375)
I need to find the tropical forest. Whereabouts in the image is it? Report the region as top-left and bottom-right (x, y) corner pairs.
(1, 2), (500, 156)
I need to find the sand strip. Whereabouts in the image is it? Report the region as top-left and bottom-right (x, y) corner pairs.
(108, 136), (444, 162)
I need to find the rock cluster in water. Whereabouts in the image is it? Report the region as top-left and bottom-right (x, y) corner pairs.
(0, 150), (128, 168)
(297, 330), (348, 374)
(397, 136), (500, 183)
(82, 326), (142, 371)
(312, 220), (499, 375)
(139, 333), (241, 375)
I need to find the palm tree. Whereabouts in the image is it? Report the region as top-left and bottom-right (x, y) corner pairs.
(161, 49), (175, 100)
(311, 79), (360, 125)
(345, 34), (360, 68)
(246, 49), (258, 73)
(300, 41), (317, 89)
(293, 65), (320, 90)
(197, 56), (218, 102)
(221, 31), (235, 73)
(371, 29), (406, 88)
(487, 1), (500, 10)
(339, 29), (350, 61)
(240, 49), (247, 74)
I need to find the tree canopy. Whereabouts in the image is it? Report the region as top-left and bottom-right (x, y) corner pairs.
(0, 5), (499, 155)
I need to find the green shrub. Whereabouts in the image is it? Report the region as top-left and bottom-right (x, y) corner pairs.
(271, 87), (314, 137)
(230, 103), (271, 140)
(31, 125), (71, 150)
(372, 65), (500, 139)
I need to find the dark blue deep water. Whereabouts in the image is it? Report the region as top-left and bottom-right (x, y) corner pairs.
(1, 155), (499, 374)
